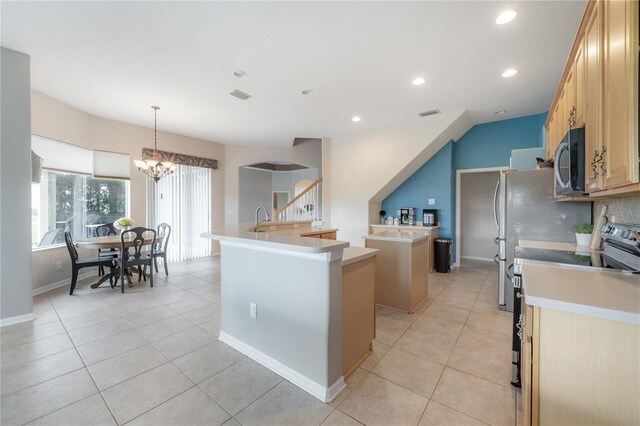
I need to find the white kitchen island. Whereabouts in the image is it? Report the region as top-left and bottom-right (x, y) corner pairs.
(202, 225), (349, 403)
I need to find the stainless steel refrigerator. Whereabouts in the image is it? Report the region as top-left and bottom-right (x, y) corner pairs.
(493, 169), (591, 312)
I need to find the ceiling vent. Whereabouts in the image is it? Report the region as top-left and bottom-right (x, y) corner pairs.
(230, 89), (252, 100)
(418, 109), (441, 117)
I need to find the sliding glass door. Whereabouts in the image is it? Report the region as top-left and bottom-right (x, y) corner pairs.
(148, 165), (211, 262)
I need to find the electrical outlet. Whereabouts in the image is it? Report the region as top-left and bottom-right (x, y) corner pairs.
(249, 302), (257, 319)
(56, 261), (62, 270)
(293, 223), (299, 229)
(269, 225), (277, 231)
(428, 198), (436, 205)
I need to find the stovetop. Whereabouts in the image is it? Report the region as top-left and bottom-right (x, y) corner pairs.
(514, 223), (640, 274)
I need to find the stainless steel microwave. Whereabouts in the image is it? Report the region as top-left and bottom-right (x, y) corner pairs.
(554, 127), (586, 196)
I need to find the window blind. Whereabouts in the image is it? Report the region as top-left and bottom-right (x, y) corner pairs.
(32, 135), (93, 175)
(32, 135), (130, 179)
(93, 150), (130, 179)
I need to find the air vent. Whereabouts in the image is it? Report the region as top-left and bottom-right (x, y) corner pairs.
(419, 109), (441, 117)
(230, 89), (252, 100)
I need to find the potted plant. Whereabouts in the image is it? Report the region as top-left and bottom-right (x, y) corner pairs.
(572, 224), (593, 247)
(379, 210), (386, 224)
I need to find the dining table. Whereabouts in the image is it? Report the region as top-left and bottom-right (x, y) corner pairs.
(75, 234), (163, 289)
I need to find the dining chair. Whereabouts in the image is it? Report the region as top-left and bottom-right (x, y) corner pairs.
(64, 231), (115, 295)
(143, 223), (171, 277)
(115, 227), (155, 293)
(96, 223), (118, 276)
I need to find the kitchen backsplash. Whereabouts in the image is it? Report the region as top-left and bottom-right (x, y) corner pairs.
(595, 196), (640, 225)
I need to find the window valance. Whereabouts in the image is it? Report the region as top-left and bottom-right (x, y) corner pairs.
(142, 148), (218, 170)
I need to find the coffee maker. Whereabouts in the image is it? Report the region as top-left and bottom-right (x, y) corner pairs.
(423, 209), (437, 226)
(399, 208), (416, 225)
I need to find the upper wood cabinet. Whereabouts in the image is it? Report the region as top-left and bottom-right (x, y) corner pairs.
(585, 1), (603, 192)
(602, 0), (639, 190)
(545, 0), (639, 197)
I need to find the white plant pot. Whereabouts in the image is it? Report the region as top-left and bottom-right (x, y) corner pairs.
(575, 233), (592, 247)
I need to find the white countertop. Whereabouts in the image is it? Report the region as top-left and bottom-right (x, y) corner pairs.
(363, 232), (430, 243)
(202, 223), (349, 254)
(300, 227), (339, 236)
(522, 263), (640, 324)
(370, 224), (439, 230)
(342, 247), (379, 266)
(518, 239), (600, 253)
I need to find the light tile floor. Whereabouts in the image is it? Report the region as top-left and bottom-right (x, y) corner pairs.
(1, 257), (520, 425)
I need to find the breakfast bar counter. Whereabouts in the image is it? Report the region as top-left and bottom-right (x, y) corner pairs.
(202, 225), (349, 403)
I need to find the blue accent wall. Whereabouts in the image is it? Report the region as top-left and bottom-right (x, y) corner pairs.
(381, 141), (454, 238)
(453, 113), (547, 170)
(380, 112), (548, 263)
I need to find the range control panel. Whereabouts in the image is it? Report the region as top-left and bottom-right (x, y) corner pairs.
(601, 222), (640, 253)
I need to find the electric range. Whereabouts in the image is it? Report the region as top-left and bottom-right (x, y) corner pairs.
(509, 222), (640, 387)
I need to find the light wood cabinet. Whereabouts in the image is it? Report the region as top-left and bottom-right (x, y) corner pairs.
(585, 1), (604, 192)
(545, 0), (639, 197)
(602, 0), (639, 190)
(520, 302), (640, 425)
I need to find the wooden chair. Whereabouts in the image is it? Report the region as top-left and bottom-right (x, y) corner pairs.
(96, 223), (118, 276)
(64, 231), (115, 295)
(115, 227), (155, 293)
(143, 223), (171, 277)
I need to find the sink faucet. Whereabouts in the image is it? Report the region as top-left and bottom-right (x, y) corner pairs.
(255, 206), (271, 230)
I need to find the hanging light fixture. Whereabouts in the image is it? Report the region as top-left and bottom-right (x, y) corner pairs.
(134, 106), (176, 182)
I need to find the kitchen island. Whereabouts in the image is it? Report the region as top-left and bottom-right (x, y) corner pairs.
(202, 225), (351, 403)
(363, 232), (429, 313)
(369, 224), (438, 271)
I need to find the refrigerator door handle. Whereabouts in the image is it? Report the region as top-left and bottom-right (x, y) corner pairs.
(498, 259), (506, 306)
(493, 178), (500, 230)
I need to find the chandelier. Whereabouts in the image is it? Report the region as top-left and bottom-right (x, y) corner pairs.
(134, 106), (176, 182)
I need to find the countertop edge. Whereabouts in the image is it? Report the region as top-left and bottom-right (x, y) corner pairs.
(362, 233), (431, 243)
(201, 231), (349, 254)
(342, 247), (379, 266)
(524, 294), (639, 325)
(370, 224), (439, 230)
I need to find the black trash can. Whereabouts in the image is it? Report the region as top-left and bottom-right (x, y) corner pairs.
(434, 238), (452, 273)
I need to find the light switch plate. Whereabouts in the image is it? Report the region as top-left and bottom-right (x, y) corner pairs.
(428, 198), (436, 205)
(249, 302), (257, 319)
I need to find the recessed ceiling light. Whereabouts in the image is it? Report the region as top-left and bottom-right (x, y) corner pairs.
(502, 68), (518, 78)
(352, 116), (361, 122)
(496, 10), (517, 25)
(233, 70), (247, 78)
(495, 110), (507, 115)
(412, 77), (426, 86)
(302, 89), (313, 95)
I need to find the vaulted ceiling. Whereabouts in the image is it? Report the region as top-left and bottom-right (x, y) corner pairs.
(1, 1), (585, 146)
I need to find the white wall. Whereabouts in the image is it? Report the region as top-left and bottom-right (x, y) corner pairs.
(1, 47), (34, 323)
(238, 168), (273, 223)
(224, 140), (322, 224)
(30, 91), (226, 291)
(328, 112), (473, 246)
(460, 171), (499, 260)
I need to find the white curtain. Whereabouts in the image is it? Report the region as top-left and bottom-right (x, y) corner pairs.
(148, 165), (212, 262)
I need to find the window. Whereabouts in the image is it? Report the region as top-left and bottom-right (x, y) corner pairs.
(32, 170), (129, 248)
(148, 165), (211, 262)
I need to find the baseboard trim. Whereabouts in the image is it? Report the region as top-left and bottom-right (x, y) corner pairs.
(1, 313), (35, 328)
(32, 271), (99, 296)
(460, 256), (494, 262)
(219, 331), (346, 403)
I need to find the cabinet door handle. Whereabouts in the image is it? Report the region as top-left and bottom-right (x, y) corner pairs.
(591, 150), (600, 178)
(599, 147), (607, 174)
